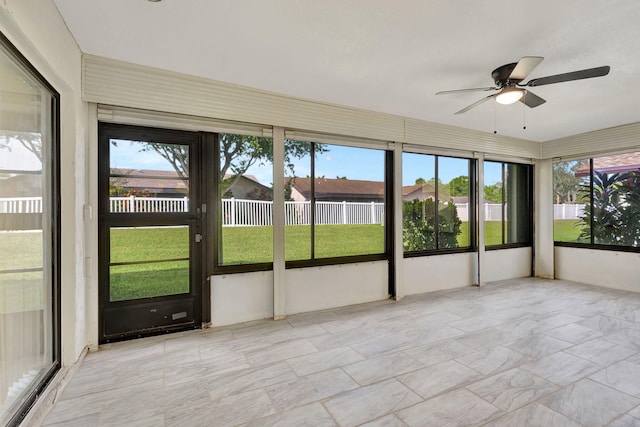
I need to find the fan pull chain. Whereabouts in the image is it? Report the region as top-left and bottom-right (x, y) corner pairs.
(523, 92), (527, 130)
(493, 101), (497, 134)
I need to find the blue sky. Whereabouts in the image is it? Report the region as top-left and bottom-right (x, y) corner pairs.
(110, 140), (502, 187)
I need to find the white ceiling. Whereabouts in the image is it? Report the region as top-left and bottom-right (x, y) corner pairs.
(53, 0), (640, 142)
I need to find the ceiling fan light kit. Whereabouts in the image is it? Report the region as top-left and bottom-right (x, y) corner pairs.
(436, 56), (610, 114)
(496, 88), (524, 105)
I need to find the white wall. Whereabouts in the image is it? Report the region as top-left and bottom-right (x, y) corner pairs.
(555, 247), (640, 292)
(285, 261), (388, 315)
(0, 0), (88, 365)
(484, 247), (532, 282)
(211, 271), (274, 326)
(403, 253), (476, 295)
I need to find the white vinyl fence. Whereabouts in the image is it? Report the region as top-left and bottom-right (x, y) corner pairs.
(0, 196), (588, 224)
(110, 196), (189, 213)
(223, 198), (384, 226)
(554, 203), (586, 220)
(0, 197), (42, 214)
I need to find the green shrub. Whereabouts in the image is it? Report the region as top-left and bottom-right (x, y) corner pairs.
(402, 198), (462, 251)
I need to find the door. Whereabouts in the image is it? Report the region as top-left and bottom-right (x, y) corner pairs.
(98, 123), (203, 342)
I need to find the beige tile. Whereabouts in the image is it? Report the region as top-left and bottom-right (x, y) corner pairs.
(359, 414), (408, 427)
(41, 279), (640, 427)
(245, 338), (318, 366)
(456, 345), (533, 376)
(242, 403), (336, 427)
(397, 360), (482, 400)
(521, 352), (602, 385)
(483, 403), (581, 427)
(208, 361), (297, 401)
(540, 379), (640, 426)
(342, 351), (424, 386)
(466, 368), (557, 412)
(286, 346), (364, 376)
(590, 360), (640, 397)
(396, 389), (502, 427)
(166, 388), (275, 427)
(265, 368), (358, 411)
(324, 378), (422, 427)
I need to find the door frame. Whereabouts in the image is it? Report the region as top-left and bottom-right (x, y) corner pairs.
(97, 123), (208, 343)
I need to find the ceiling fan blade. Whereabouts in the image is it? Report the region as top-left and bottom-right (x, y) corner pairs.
(436, 87), (496, 95)
(520, 90), (546, 108)
(455, 95), (495, 114)
(509, 56), (544, 81)
(526, 65), (610, 87)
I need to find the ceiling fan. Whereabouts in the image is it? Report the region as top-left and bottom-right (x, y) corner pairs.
(436, 57), (610, 114)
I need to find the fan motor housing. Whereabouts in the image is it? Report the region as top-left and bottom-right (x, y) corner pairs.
(492, 62), (520, 86)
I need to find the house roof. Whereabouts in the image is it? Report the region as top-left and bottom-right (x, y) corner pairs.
(286, 177), (384, 200)
(110, 169), (187, 193)
(574, 152), (640, 177)
(110, 169), (269, 194)
(287, 177), (460, 201)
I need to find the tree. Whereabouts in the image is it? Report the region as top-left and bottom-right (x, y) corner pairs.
(1, 132), (43, 162)
(554, 160), (587, 203)
(484, 182), (503, 203)
(137, 135), (323, 195)
(580, 169), (640, 246)
(415, 177), (427, 185)
(449, 175), (469, 197)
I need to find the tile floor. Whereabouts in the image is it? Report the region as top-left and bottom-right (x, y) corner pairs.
(42, 278), (640, 426)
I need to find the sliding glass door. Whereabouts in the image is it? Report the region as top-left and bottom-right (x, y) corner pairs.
(0, 33), (60, 426)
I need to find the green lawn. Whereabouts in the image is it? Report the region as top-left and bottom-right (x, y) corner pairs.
(1, 222), (508, 306)
(554, 219), (585, 242)
(0, 231), (44, 313)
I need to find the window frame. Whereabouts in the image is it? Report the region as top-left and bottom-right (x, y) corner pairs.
(210, 132), (274, 274)
(402, 152), (477, 258)
(554, 157), (640, 253)
(284, 141), (392, 269)
(0, 31), (61, 427)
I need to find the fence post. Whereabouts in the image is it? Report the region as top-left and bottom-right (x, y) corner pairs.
(129, 195), (135, 213)
(370, 201), (375, 224)
(484, 202), (489, 221)
(230, 197), (236, 227)
(342, 201), (347, 224)
(562, 203), (566, 220)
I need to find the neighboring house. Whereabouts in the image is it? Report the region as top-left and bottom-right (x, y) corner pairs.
(402, 183), (435, 201)
(574, 152), (640, 177)
(285, 177), (384, 203)
(110, 169), (272, 200)
(110, 168), (188, 198)
(0, 173), (41, 197)
(223, 174), (273, 200)
(285, 177), (458, 203)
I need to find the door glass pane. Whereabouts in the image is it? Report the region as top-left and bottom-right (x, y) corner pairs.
(109, 140), (189, 213)
(0, 43), (56, 423)
(109, 226), (189, 301)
